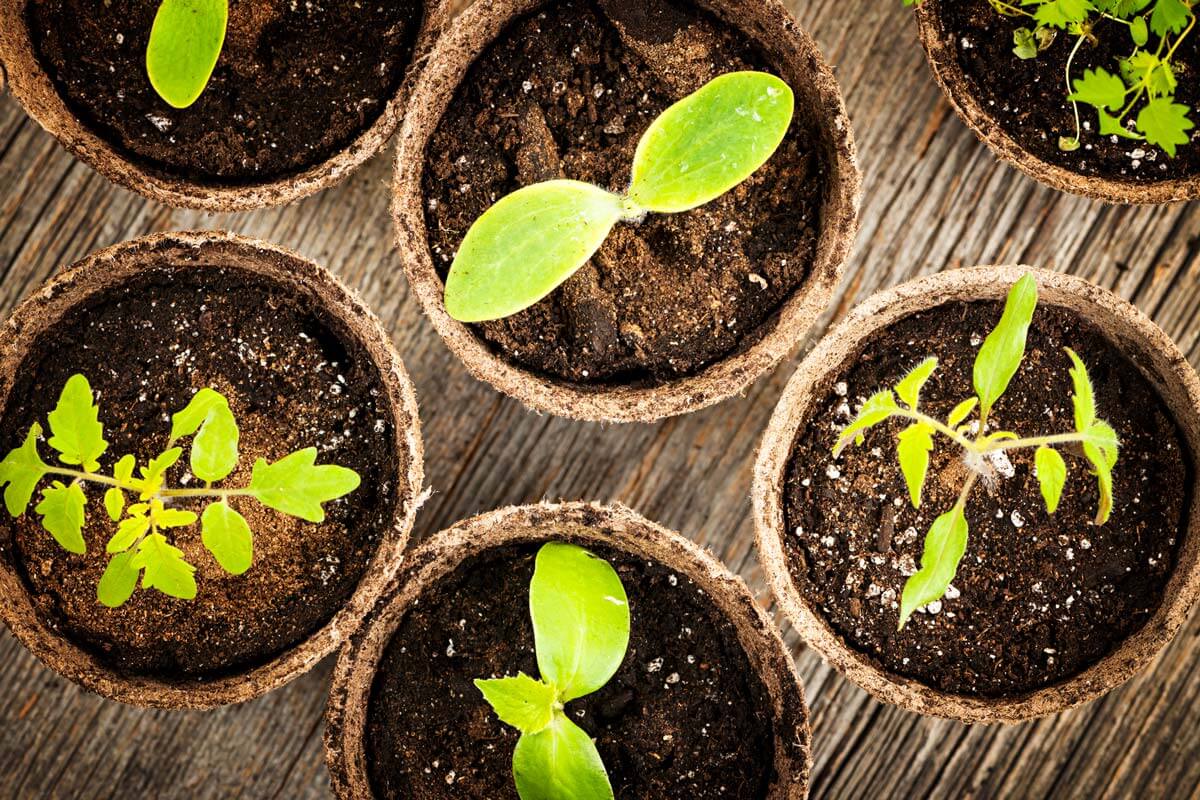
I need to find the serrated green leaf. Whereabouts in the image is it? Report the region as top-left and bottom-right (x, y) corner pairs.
(107, 514), (150, 554)
(897, 423), (934, 508)
(513, 712), (614, 800)
(0, 423), (48, 516)
(97, 551), (140, 608)
(974, 273), (1038, 421)
(1079, 420), (1119, 524)
(444, 180), (625, 323)
(146, 0), (228, 109)
(475, 673), (558, 735)
(1069, 67), (1128, 110)
(947, 397), (978, 428)
(200, 501), (252, 574)
(35, 481), (87, 554)
(113, 454), (136, 483)
(248, 448), (360, 523)
(1137, 98), (1194, 157)
(191, 403), (239, 482)
(1064, 347), (1096, 432)
(46, 374), (108, 472)
(155, 507), (198, 529)
(138, 447), (183, 499)
(627, 72), (793, 213)
(1035, 446), (1068, 514)
(1032, 0), (1095, 28)
(895, 357), (938, 409)
(531, 543), (629, 703)
(104, 487), (125, 521)
(899, 505), (968, 629)
(834, 390), (899, 456)
(1150, 0), (1190, 35)
(131, 533), (197, 600)
(1122, 51), (1177, 97)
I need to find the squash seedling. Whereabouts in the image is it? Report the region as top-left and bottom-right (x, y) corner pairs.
(443, 71), (794, 322)
(834, 274), (1121, 628)
(905, 0), (1195, 155)
(474, 542), (630, 800)
(146, 0), (229, 109)
(0, 374), (360, 607)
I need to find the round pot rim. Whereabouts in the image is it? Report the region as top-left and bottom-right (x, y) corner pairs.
(0, 0), (450, 211)
(913, 1), (1200, 204)
(0, 230), (426, 708)
(391, 0), (861, 423)
(752, 265), (1200, 723)
(325, 500), (812, 798)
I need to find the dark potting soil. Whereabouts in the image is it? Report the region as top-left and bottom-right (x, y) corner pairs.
(424, 0), (827, 384)
(935, 0), (1200, 181)
(0, 265), (402, 678)
(25, 0), (424, 181)
(783, 301), (1191, 697)
(365, 542), (778, 799)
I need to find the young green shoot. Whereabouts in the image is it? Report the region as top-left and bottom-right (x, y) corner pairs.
(443, 71), (794, 322)
(834, 274), (1120, 629)
(0, 375), (360, 607)
(906, 0), (1196, 156)
(474, 542), (630, 800)
(146, 0), (229, 109)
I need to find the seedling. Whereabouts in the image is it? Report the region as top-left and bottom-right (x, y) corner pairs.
(443, 71), (794, 322)
(834, 274), (1120, 629)
(474, 542), (630, 800)
(905, 0), (1196, 156)
(0, 374), (359, 607)
(146, 0), (229, 108)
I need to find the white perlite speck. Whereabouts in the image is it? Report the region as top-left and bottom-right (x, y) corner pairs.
(1010, 510), (1025, 528)
(826, 464), (841, 479)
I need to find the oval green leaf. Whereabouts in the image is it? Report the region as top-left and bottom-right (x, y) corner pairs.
(899, 505), (968, 629)
(1034, 445), (1067, 514)
(627, 71), (794, 213)
(973, 273), (1038, 420)
(98, 551), (141, 608)
(530, 542), (629, 702)
(191, 403), (239, 483)
(201, 501), (253, 574)
(512, 713), (614, 800)
(444, 180), (625, 323)
(146, 0), (229, 109)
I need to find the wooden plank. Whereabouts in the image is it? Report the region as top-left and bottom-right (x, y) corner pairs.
(1, 0), (1199, 796)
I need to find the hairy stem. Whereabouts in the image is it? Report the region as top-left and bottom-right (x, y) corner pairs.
(45, 466), (248, 502)
(895, 409), (976, 450)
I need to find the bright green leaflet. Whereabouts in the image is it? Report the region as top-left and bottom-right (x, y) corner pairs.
(1035, 445), (1067, 513)
(444, 181), (627, 323)
(475, 542), (629, 800)
(530, 542), (630, 701)
(46, 374), (107, 472)
(146, 0), (229, 109)
(35, 482), (87, 555)
(833, 274), (1123, 624)
(474, 672), (558, 734)
(973, 273), (1037, 423)
(443, 71), (794, 323)
(248, 448), (361, 523)
(899, 506), (968, 628)
(513, 714), (614, 800)
(627, 71), (794, 213)
(200, 501), (253, 575)
(0, 375), (360, 607)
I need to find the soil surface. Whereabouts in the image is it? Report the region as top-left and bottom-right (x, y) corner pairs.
(783, 300), (1191, 697)
(26, 0), (424, 181)
(365, 541), (778, 798)
(0, 265), (402, 678)
(424, 0), (827, 385)
(935, 0), (1200, 181)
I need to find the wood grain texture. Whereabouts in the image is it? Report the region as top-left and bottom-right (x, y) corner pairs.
(2, 0), (1199, 797)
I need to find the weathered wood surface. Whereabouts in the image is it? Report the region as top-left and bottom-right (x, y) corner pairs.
(2, 0), (1200, 796)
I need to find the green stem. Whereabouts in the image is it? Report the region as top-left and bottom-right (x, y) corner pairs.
(160, 488), (252, 499)
(895, 409), (977, 450)
(1065, 33), (1087, 145)
(45, 466), (134, 490)
(45, 465), (249, 502)
(979, 431), (1090, 452)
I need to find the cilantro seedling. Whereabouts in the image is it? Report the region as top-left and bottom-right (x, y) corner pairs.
(146, 0), (229, 109)
(443, 71), (794, 322)
(474, 542), (630, 800)
(834, 274), (1120, 629)
(906, 0), (1196, 157)
(0, 374), (360, 607)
